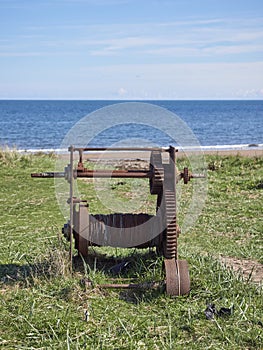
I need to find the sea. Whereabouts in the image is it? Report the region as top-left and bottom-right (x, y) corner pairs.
(0, 100), (262, 152)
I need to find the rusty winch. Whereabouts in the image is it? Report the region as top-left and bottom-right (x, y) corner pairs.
(32, 146), (203, 296)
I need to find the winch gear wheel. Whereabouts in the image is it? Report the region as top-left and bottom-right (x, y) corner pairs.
(149, 151), (164, 195)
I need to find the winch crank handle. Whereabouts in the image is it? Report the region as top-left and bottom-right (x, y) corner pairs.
(190, 173), (206, 179)
(31, 172), (65, 178)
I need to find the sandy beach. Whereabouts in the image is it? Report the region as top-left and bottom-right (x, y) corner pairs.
(83, 148), (263, 161)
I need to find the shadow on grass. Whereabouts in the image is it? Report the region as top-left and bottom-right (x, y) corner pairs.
(0, 261), (52, 286)
(0, 249), (166, 303)
(0, 247), (70, 287)
(73, 249), (160, 273)
(73, 249), (166, 303)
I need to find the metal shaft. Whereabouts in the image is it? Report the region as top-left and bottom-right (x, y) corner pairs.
(31, 169), (152, 179)
(77, 169), (151, 178)
(31, 172), (65, 178)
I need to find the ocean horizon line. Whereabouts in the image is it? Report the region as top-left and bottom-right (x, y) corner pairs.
(1, 98), (263, 102)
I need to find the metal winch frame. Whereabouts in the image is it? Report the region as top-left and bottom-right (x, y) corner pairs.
(32, 145), (202, 296)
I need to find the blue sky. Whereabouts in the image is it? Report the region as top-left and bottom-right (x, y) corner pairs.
(0, 0), (262, 99)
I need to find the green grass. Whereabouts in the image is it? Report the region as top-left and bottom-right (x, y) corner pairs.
(0, 150), (262, 349)
(180, 156), (263, 263)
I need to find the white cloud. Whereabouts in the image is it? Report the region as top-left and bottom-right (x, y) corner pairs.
(3, 15), (261, 61)
(78, 61), (263, 99)
(1, 7), (262, 99)
(54, 0), (130, 3)
(0, 51), (43, 57)
(118, 87), (128, 96)
(235, 88), (263, 98)
(2, 61), (263, 99)
(202, 44), (263, 56)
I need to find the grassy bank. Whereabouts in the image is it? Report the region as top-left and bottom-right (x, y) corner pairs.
(0, 150), (262, 349)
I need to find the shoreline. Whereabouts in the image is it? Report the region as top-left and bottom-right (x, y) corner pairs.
(1, 145), (263, 159)
(84, 148), (263, 160)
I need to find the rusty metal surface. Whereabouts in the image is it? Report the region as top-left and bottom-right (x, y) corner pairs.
(31, 169), (151, 179)
(164, 258), (179, 296)
(31, 172), (65, 178)
(31, 145), (202, 296)
(97, 282), (162, 290)
(77, 169), (151, 178)
(183, 167), (189, 184)
(160, 147), (178, 260)
(149, 150), (164, 195)
(73, 147), (172, 152)
(74, 202), (89, 257)
(177, 260), (191, 295)
(164, 259), (190, 296)
(89, 213), (158, 248)
(163, 190), (177, 259)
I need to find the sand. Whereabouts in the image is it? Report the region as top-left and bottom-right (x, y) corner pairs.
(83, 148), (263, 161)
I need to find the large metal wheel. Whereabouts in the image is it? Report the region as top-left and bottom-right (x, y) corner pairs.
(164, 259), (190, 296)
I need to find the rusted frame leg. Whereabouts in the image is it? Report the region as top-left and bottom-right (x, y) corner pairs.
(69, 145), (74, 274)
